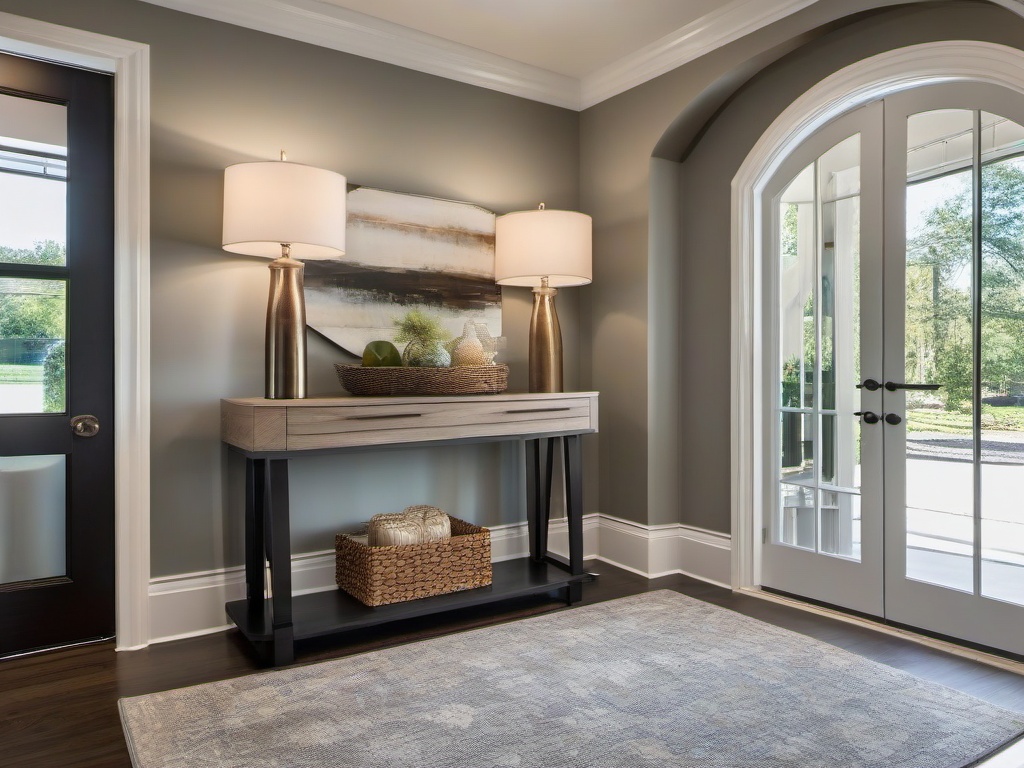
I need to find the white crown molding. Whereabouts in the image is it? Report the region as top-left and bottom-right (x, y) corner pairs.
(139, 0), (820, 110)
(48, 1), (1024, 114)
(140, 0), (580, 108)
(580, 0), (819, 109)
(583, 0), (1024, 108)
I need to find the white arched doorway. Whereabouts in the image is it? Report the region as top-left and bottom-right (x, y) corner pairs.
(731, 41), (1024, 654)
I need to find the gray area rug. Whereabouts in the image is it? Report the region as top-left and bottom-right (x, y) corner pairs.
(119, 590), (1024, 767)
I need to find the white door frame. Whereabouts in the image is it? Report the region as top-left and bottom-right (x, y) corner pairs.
(0, 12), (151, 650)
(731, 40), (1024, 592)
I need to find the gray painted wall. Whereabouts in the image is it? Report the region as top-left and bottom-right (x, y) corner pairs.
(6, 0), (1024, 576)
(0, 0), (581, 577)
(581, 0), (1024, 532)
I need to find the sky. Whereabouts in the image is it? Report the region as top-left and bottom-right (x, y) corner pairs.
(0, 172), (65, 251)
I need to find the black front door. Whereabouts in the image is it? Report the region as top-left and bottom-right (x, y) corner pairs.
(0, 52), (115, 656)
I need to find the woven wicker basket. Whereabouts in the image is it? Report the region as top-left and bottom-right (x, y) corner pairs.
(335, 364), (508, 396)
(335, 516), (492, 606)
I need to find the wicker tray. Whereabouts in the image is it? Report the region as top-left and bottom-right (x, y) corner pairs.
(335, 516), (492, 607)
(335, 363), (508, 396)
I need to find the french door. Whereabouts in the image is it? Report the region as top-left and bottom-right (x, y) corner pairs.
(761, 83), (1024, 656)
(0, 53), (115, 656)
(760, 101), (885, 617)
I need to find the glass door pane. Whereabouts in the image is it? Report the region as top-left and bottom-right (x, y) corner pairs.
(0, 277), (66, 414)
(979, 112), (1024, 607)
(779, 162), (815, 549)
(0, 93), (67, 416)
(904, 107), (1024, 606)
(776, 134), (863, 561)
(904, 109), (976, 592)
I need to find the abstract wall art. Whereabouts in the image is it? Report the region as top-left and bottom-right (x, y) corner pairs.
(302, 187), (501, 357)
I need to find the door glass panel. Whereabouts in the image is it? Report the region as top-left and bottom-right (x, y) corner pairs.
(776, 134), (862, 561)
(0, 95), (68, 416)
(0, 170), (66, 266)
(0, 94), (67, 266)
(820, 490), (861, 558)
(0, 454), (66, 585)
(780, 163), (816, 414)
(904, 110), (976, 592)
(820, 413), (837, 485)
(780, 482), (815, 550)
(0, 278), (66, 414)
(907, 109), (975, 181)
(0, 165), (67, 267)
(979, 112), (1024, 607)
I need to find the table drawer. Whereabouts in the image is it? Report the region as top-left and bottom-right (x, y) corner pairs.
(285, 396), (595, 450)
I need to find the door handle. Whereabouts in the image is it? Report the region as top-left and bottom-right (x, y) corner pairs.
(856, 379), (881, 391)
(854, 411), (880, 424)
(884, 413), (902, 425)
(884, 381), (941, 392)
(70, 414), (100, 437)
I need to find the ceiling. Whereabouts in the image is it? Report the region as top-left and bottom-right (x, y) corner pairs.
(141, 0), (818, 109)
(315, 0), (726, 79)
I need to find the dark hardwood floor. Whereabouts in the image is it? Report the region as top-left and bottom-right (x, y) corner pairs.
(5, 561), (1024, 767)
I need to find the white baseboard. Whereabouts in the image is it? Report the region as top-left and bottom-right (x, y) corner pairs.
(592, 514), (733, 587)
(146, 515), (731, 644)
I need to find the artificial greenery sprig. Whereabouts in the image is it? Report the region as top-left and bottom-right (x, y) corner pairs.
(393, 310), (451, 345)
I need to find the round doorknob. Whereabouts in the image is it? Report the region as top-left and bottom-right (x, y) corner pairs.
(884, 413), (903, 425)
(854, 411), (880, 424)
(70, 414), (100, 437)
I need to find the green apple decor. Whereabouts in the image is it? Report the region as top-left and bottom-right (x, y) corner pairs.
(361, 340), (402, 367)
(394, 310), (452, 367)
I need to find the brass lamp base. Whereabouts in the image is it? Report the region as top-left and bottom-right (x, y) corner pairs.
(529, 279), (562, 393)
(265, 249), (307, 399)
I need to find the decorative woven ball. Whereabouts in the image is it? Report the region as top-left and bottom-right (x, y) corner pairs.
(368, 505), (451, 546)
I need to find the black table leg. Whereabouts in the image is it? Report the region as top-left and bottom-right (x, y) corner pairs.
(265, 458), (294, 666)
(529, 435), (588, 603)
(539, 437), (555, 561)
(244, 458), (266, 617)
(525, 438), (538, 560)
(564, 434), (585, 602)
(525, 439), (544, 562)
(526, 437), (557, 563)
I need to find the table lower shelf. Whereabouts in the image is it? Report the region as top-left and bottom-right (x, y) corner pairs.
(226, 557), (587, 644)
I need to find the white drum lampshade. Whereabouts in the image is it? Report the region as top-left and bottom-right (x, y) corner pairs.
(494, 207), (592, 287)
(223, 160), (347, 259)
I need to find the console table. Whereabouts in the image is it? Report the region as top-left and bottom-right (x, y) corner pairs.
(221, 391), (598, 666)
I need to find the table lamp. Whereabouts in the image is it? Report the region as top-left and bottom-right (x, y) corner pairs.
(495, 204), (592, 393)
(222, 154), (347, 399)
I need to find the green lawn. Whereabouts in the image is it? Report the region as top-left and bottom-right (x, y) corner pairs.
(0, 364), (43, 384)
(908, 404), (1024, 432)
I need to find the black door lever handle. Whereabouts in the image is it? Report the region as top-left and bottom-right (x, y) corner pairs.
(885, 381), (941, 391)
(854, 411), (880, 424)
(856, 379), (881, 391)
